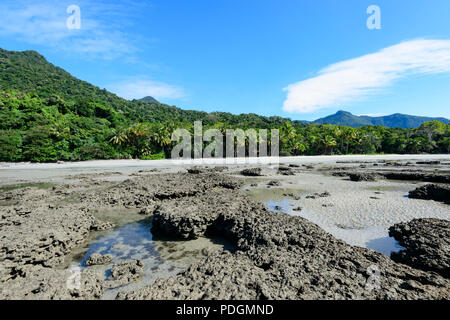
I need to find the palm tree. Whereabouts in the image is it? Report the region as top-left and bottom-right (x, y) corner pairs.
(110, 128), (128, 145)
(280, 122), (297, 155)
(153, 122), (174, 157)
(342, 128), (357, 154)
(407, 137), (426, 154)
(323, 135), (337, 155)
(292, 138), (307, 155)
(280, 122), (296, 145)
(308, 135), (320, 154)
(128, 123), (150, 138)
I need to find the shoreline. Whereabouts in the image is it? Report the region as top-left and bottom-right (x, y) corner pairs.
(1, 154), (449, 171)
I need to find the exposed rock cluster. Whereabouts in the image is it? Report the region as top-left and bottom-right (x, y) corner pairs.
(382, 172), (450, 183)
(241, 168), (263, 176)
(349, 172), (382, 182)
(85, 254), (113, 266)
(124, 175), (450, 300)
(408, 184), (450, 203)
(109, 260), (144, 285)
(1, 169), (449, 300)
(389, 218), (450, 278)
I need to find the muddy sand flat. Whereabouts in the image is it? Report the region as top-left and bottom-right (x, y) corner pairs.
(0, 155), (449, 299)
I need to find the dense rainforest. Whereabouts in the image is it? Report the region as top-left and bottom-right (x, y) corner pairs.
(0, 48), (449, 162)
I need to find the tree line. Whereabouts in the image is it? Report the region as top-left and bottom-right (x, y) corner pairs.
(0, 91), (449, 162)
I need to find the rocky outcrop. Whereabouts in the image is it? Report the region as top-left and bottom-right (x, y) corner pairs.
(267, 180), (281, 187)
(187, 167), (204, 174)
(278, 166), (295, 176)
(416, 161), (440, 165)
(0, 198), (114, 299)
(0, 265), (105, 300)
(349, 172), (381, 182)
(2, 171), (449, 300)
(85, 254), (113, 266)
(152, 188), (265, 240)
(241, 168), (263, 176)
(389, 219), (450, 278)
(382, 172), (450, 183)
(305, 191), (330, 199)
(408, 184), (450, 203)
(110, 260), (144, 285)
(138, 204), (159, 215)
(0, 172), (244, 299)
(0, 205), (113, 277)
(79, 172), (242, 207)
(187, 166), (228, 174)
(126, 177), (450, 300)
(332, 171), (351, 177)
(334, 171), (449, 184)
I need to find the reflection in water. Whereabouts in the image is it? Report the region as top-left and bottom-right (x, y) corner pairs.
(366, 236), (405, 256)
(74, 217), (227, 300)
(80, 218), (158, 267)
(266, 199), (292, 213)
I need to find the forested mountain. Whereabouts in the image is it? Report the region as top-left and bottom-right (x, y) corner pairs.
(313, 111), (450, 128)
(0, 48), (295, 127)
(138, 96), (159, 103)
(0, 48), (449, 162)
(0, 48), (203, 123)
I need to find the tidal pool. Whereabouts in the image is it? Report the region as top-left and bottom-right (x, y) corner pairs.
(245, 186), (406, 257)
(265, 198), (405, 257)
(66, 212), (231, 300)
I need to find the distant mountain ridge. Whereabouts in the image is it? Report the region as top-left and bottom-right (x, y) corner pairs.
(313, 110), (450, 129)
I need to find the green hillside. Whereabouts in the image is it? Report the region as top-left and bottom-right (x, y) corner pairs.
(0, 48), (449, 162)
(0, 48), (294, 127)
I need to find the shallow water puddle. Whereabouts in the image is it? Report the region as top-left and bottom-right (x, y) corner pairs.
(266, 199), (292, 213)
(264, 199), (404, 257)
(244, 187), (304, 202)
(244, 184), (406, 258)
(80, 218), (158, 266)
(68, 214), (227, 300)
(81, 218), (183, 299)
(265, 198), (405, 256)
(245, 185), (406, 256)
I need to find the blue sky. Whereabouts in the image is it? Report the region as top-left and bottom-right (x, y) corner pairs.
(1, 0), (450, 120)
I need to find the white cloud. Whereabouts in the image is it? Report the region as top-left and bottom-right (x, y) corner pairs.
(107, 79), (186, 101)
(282, 39), (450, 114)
(0, 0), (146, 59)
